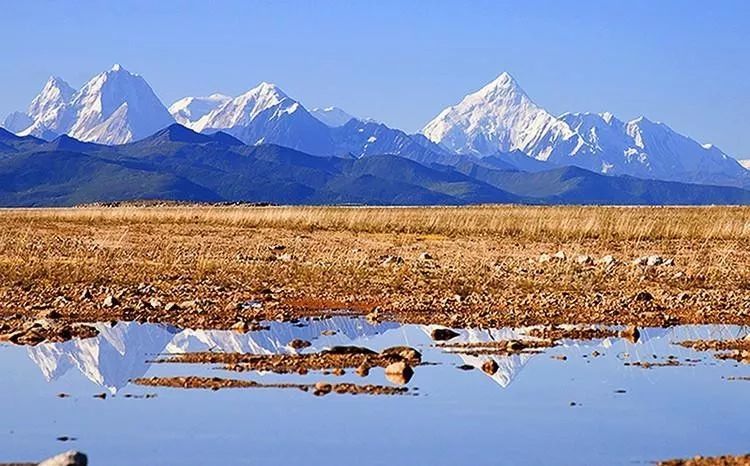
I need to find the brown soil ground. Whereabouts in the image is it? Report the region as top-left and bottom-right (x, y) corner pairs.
(133, 376), (409, 396)
(1, 206), (749, 345)
(676, 340), (750, 363)
(661, 455), (750, 465)
(155, 345), (422, 374)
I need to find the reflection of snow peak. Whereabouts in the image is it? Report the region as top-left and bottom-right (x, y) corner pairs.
(423, 325), (536, 388)
(27, 322), (179, 393)
(26, 318), (397, 392)
(424, 324), (750, 389)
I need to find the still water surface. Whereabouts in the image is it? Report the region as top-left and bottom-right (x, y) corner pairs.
(2, 318), (750, 465)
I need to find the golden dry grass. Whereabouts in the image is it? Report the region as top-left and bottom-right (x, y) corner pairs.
(0, 205), (749, 331)
(3, 205), (750, 240)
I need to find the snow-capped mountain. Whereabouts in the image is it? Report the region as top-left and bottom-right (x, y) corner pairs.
(422, 73), (593, 161)
(560, 112), (748, 185)
(311, 106), (355, 127)
(9, 65), (174, 144)
(191, 82), (336, 155)
(422, 73), (749, 186)
(169, 93), (231, 126)
(26, 76), (75, 131)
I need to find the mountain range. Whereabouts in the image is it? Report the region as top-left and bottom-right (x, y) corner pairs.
(1, 65), (749, 206)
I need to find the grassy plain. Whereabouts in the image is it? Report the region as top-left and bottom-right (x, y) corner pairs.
(1, 205), (749, 336)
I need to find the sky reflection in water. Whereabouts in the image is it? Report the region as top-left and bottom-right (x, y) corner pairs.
(2, 318), (750, 465)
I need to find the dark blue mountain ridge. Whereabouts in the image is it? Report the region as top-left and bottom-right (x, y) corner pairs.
(0, 124), (749, 207)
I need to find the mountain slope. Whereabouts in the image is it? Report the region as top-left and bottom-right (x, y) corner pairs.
(2, 125), (750, 207)
(311, 106), (355, 127)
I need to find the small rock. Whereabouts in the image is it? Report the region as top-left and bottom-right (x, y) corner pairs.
(418, 252), (434, 260)
(552, 250), (567, 261)
(380, 255), (404, 266)
(678, 291), (690, 301)
(288, 339), (311, 350)
(506, 340), (526, 352)
(269, 244), (286, 251)
(663, 258), (675, 266)
(231, 320), (250, 333)
(430, 328), (460, 341)
(39, 450), (87, 466)
(355, 364), (370, 377)
(632, 256), (649, 266)
(365, 309), (380, 322)
(313, 382), (332, 396)
(620, 325), (641, 343)
(102, 295), (119, 308)
(634, 290), (653, 302)
(381, 346), (422, 364)
(481, 359), (499, 375)
(53, 296), (70, 307)
(148, 298), (162, 309)
(384, 361), (414, 385)
(538, 253), (552, 263)
(332, 368), (345, 376)
(575, 254), (594, 265)
(180, 300), (198, 310)
(276, 253), (293, 262)
(324, 346), (377, 355)
(456, 364), (474, 371)
(321, 329), (337, 336)
(237, 300), (263, 310)
(93, 393), (107, 399)
(164, 302), (180, 312)
(646, 255), (664, 266)
(39, 309), (62, 320)
(79, 289), (93, 300)
(598, 255), (617, 266)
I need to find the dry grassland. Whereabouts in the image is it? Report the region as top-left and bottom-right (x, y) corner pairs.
(1, 205), (749, 339)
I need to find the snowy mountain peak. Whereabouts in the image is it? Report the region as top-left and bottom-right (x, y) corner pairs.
(477, 72), (524, 96)
(26, 76), (75, 127)
(422, 73), (581, 157)
(10, 65), (174, 145)
(192, 82), (294, 133)
(64, 65), (174, 144)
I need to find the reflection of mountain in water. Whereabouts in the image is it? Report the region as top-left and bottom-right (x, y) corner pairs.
(27, 317), (398, 392)
(423, 324), (750, 389)
(422, 325), (535, 388)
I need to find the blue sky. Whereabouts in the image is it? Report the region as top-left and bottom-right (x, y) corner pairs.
(1, 0), (748, 157)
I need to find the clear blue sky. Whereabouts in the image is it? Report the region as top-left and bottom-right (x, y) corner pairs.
(1, 0), (748, 157)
